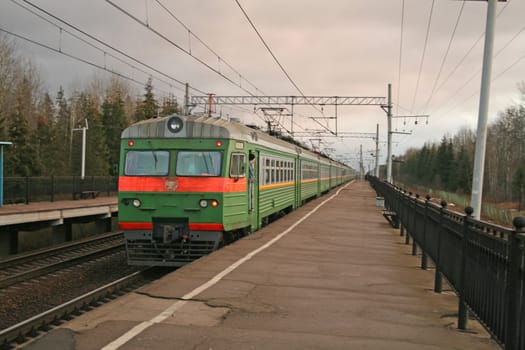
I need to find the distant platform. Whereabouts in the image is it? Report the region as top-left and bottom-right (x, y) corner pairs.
(0, 196), (118, 227)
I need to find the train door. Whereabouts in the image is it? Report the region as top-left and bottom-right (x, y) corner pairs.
(248, 149), (259, 231)
(295, 156), (301, 208)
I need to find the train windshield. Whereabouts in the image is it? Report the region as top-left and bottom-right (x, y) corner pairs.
(124, 150), (169, 176)
(176, 151), (222, 177)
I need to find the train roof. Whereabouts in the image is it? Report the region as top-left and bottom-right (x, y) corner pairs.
(122, 114), (350, 167)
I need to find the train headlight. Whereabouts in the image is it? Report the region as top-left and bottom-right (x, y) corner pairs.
(132, 199), (142, 208)
(210, 200), (219, 208)
(167, 116), (184, 134)
(199, 199), (208, 208)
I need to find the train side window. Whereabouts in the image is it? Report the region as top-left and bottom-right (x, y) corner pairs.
(230, 153), (246, 178)
(270, 159), (276, 184)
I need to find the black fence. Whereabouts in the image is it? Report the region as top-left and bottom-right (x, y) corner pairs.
(3, 176), (118, 204)
(369, 176), (525, 350)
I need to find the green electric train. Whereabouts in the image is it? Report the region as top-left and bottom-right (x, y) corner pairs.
(118, 114), (354, 267)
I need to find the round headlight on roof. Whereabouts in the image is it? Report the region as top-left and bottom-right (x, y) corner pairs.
(167, 116), (184, 134)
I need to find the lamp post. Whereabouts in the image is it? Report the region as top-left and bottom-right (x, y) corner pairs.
(71, 119), (89, 179)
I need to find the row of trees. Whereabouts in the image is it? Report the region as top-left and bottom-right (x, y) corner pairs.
(395, 85), (525, 204)
(0, 35), (182, 177)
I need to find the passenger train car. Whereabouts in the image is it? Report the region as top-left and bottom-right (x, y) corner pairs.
(118, 114), (354, 266)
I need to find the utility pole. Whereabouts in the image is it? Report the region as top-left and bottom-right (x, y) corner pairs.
(470, 0), (503, 220)
(382, 84), (393, 183)
(359, 144), (364, 180)
(184, 83), (190, 115)
(375, 124), (380, 177)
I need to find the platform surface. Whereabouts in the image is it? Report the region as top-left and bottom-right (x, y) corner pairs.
(26, 181), (499, 350)
(0, 196), (117, 226)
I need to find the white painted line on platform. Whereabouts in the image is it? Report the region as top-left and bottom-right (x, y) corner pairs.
(101, 181), (353, 350)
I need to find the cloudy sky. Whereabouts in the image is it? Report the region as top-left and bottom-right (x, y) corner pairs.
(1, 0), (524, 170)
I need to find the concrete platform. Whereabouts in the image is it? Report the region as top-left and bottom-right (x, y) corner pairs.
(0, 197), (118, 227)
(26, 181), (499, 350)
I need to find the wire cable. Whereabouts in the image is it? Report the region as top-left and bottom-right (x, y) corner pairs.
(233, 0), (333, 134)
(106, 0), (259, 98)
(11, 0), (188, 96)
(409, 0), (436, 114)
(396, 0), (405, 118)
(421, 0), (465, 113)
(0, 26), (174, 98)
(19, 0), (209, 96)
(426, 0), (511, 114)
(154, 0), (266, 96)
(431, 3), (524, 117)
(105, 0), (304, 134)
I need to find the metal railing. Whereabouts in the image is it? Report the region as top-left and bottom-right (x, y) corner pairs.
(3, 176), (118, 204)
(369, 176), (525, 350)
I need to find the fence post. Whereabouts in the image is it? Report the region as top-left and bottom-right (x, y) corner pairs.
(504, 216), (525, 350)
(434, 200), (447, 293)
(399, 189), (404, 237)
(458, 206), (473, 330)
(421, 195), (431, 270)
(25, 176), (30, 204)
(412, 194), (419, 256)
(405, 192), (412, 245)
(51, 176), (55, 202)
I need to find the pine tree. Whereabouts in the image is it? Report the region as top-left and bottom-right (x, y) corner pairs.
(6, 78), (41, 176)
(160, 93), (181, 116)
(35, 93), (58, 175)
(135, 78), (158, 121)
(102, 89), (127, 175)
(55, 86), (72, 174)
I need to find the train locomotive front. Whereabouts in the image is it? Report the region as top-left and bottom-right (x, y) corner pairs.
(118, 114), (251, 267)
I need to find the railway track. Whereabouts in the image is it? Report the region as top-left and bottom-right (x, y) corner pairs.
(0, 232), (170, 349)
(0, 232), (124, 289)
(0, 270), (148, 349)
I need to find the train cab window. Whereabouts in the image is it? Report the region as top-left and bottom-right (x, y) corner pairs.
(230, 153), (246, 178)
(176, 151), (222, 176)
(124, 150), (169, 176)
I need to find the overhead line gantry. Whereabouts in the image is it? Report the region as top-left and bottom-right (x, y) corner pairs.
(190, 95), (386, 137)
(190, 95), (385, 106)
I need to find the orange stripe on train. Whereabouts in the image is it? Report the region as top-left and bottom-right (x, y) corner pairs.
(118, 176), (247, 193)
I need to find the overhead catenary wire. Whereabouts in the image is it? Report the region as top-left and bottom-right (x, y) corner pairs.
(0, 26), (175, 99)
(409, 0), (435, 115)
(436, 49), (525, 119)
(154, 0), (266, 97)
(393, 0), (517, 153)
(9, 0), (265, 120)
(106, 0), (259, 98)
(17, 0), (209, 96)
(105, 0), (305, 135)
(431, 3), (524, 118)
(425, 0), (512, 116)
(233, 0), (334, 135)
(421, 0), (465, 114)
(10, 0), (186, 96)
(396, 0), (405, 118)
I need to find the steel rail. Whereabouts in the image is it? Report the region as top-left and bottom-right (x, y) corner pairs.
(0, 271), (144, 348)
(0, 232), (124, 289)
